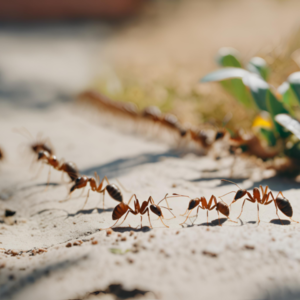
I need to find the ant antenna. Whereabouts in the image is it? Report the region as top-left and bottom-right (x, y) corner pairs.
(221, 179), (242, 189)
(219, 191), (236, 198)
(13, 127), (33, 140)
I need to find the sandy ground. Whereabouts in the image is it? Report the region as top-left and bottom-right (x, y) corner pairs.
(2, 1), (300, 299)
(1, 104), (300, 300)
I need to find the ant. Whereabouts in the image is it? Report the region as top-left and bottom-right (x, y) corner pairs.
(111, 194), (175, 228)
(168, 193), (236, 226)
(67, 172), (125, 209)
(220, 180), (299, 225)
(37, 150), (79, 185)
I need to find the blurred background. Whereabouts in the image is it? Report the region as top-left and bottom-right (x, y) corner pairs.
(1, 0), (300, 129)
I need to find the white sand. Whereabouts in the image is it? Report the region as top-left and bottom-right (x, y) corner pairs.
(0, 105), (300, 300)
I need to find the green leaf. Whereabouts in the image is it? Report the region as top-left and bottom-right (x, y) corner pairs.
(278, 82), (298, 112)
(266, 91), (290, 138)
(216, 47), (242, 68)
(288, 72), (300, 104)
(201, 68), (249, 83)
(242, 73), (269, 111)
(260, 128), (277, 146)
(200, 68), (253, 108)
(109, 248), (131, 255)
(275, 114), (300, 140)
(247, 57), (269, 81)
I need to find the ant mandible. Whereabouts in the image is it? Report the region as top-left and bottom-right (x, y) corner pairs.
(111, 194), (175, 228)
(220, 179), (299, 225)
(169, 193), (236, 226)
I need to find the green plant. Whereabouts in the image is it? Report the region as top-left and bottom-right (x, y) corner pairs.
(201, 47), (300, 161)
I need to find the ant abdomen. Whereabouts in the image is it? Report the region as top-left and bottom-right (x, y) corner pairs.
(106, 184), (123, 202)
(276, 198), (293, 217)
(150, 205), (162, 217)
(112, 203), (127, 220)
(216, 202), (229, 217)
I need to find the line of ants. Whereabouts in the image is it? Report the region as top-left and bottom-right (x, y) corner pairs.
(78, 90), (279, 159)
(12, 128), (298, 229)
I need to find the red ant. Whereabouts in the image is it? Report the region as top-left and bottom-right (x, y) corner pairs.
(111, 194), (175, 228)
(37, 150), (79, 185)
(67, 172), (125, 209)
(168, 193), (236, 226)
(220, 179), (298, 225)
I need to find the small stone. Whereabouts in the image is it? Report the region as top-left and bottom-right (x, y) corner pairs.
(134, 236), (137, 240)
(106, 229), (113, 236)
(202, 250), (217, 257)
(73, 241), (82, 246)
(129, 231), (134, 236)
(127, 257), (134, 264)
(172, 183), (177, 188)
(121, 237), (127, 241)
(66, 243), (72, 248)
(149, 234), (155, 238)
(244, 245), (255, 250)
(0, 263), (5, 268)
(91, 240), (98, 245)
(176, 231), (180, 235)
(117, 233), (122, 237)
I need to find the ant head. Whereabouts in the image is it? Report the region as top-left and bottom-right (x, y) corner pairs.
(234, 189), (247, 200)
(37, 150), (47, 160)
(188, 199), (199, 210)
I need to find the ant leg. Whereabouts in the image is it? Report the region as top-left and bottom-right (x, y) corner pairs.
(274, 200), (284, 225)
(257, 203), (260, 224)
(180, 208), (189, 216)
(61, 171), (66, 183)
(268, 192), (284, 225)
(237, 198), (255, 219)
(147, 208), (153, 228)
(180, 209), (194, 225)
(157, 193), (171, 210)
(217, 210), (221, 226)
(79, 187), (86, 198)
(206, 211), (209, 226)
(159, 206), (176, 220)
(81, 190), (90, 211)
(191, 206), (201, 225)
(44, 167), (52, 191)
(140, 216), (143, 229)
(32, 163), (44, 179)
(116, 211), (132, 227)
(159, 217), (169, 228)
